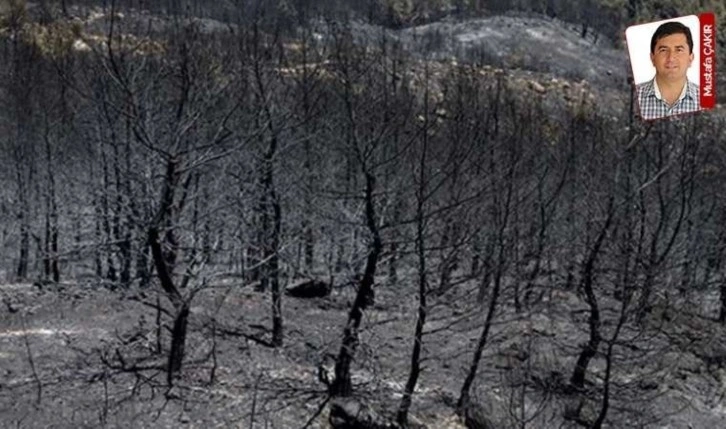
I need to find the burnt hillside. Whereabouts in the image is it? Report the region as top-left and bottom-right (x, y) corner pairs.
(1, 2), (726, 429)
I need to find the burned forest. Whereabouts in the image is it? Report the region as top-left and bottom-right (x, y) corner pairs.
(1, 1), (726, 428)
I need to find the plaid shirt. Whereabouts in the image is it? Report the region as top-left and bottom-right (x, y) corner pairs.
(636, 78), (701, 120)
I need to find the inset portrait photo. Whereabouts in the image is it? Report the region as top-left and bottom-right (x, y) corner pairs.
(626, 13), (717, 121)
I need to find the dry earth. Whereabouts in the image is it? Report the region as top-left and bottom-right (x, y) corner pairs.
(1, 271), (726, 428)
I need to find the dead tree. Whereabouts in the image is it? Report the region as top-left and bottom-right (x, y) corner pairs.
(87, 8), (241, 384)
(396, 62), (433, 427)
(328, 23), (404, 397)
(569, 197), (615, 390)
(148, 158), (192, 384)
(248, 19), (285, 346)
(457, 115), (520, 413)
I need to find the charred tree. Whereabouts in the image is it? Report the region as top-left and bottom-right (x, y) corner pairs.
(148, 159), (188, 384)
(330, 171), (382, 397)
(570, 197), (614, 389)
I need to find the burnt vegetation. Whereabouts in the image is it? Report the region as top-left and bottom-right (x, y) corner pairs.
(1, 0), (726, 428)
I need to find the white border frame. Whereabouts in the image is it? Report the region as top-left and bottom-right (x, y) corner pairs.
(625, 15), (700, 85)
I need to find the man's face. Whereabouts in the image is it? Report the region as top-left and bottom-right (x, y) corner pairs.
(650, 33), (693, 83)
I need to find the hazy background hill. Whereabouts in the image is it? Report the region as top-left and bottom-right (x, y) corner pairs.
(14, 0), (722, 101)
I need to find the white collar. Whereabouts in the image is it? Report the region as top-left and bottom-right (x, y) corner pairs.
(653, 78), (688, 104)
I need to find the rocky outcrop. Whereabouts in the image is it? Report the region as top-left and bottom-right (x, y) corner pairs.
(462, 402), (496, 429)
(329, 399), (396, 429)
(285, 279), (331, 298)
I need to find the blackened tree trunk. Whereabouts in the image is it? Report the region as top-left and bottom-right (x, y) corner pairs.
(150, 220), (187, 384)
(9, 14), (35, 282)
(330, 172), (382, 397)
(124, 119), (141, 286)
(388, 240), (398, 285)
(458, 163), (516, 413)
(303, 210), (314, 271)
(636, 129), (694, 321)
(458, 261), (503, 412)
(570, 198), (614, 389)
(260, 134), (282, 346)
(457, 214), (509, 412)
(16, 198), (30, 280)
(302, 134), (315, 272)
(253, 37), (284, 345)
(148, 159), (187, 385)
(12, 116), (32, 282)
(13, 122), (34, 282)
(593, 246), (633, 428)
(135, 242), (150, 287)
(112, 129), (131, 285)
(297, 27), (322, 274)
(397, 94), (430, 425)
(101, 148), (117, 282)
(43, 132), (60, 282)
(167, 300), (190, 384)
(93, 190), (104, 278)
(262, 144), (283, 346)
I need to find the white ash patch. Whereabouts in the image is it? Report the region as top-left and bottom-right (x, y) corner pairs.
(0, 328), (79, 338)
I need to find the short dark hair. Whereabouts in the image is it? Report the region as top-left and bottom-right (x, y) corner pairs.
(650, 21), (694, 54)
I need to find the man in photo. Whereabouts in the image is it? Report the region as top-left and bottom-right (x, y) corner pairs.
(636, 21), (701, 120)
